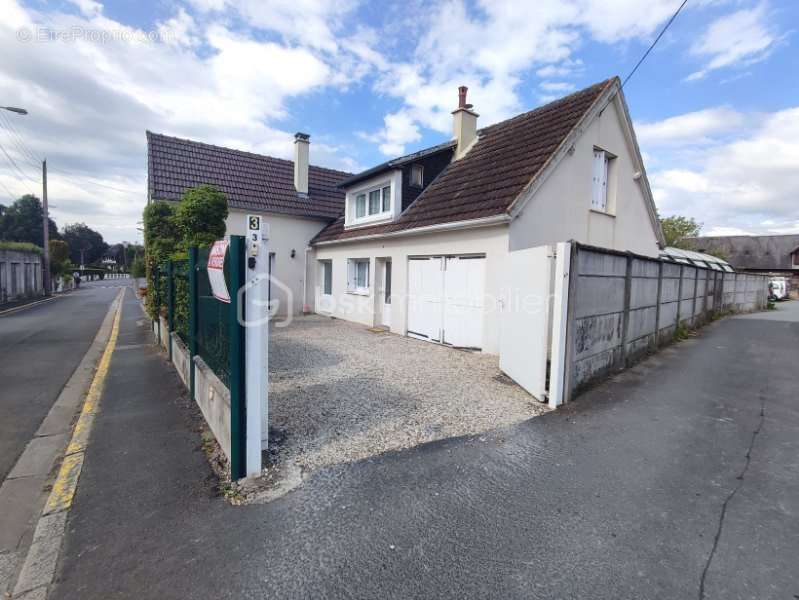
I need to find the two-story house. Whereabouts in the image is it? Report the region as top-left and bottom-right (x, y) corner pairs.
(147, 77), (664, 352)
(309, 77), (664, 354)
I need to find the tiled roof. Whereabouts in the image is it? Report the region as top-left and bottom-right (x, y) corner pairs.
(312, 78), (616, 244)
(147, 132), (351, 220)
(686, 235), (799, 270)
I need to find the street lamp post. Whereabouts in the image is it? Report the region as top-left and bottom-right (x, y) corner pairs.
(1, 105), (50, 295)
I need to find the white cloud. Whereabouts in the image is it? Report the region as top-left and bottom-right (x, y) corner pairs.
(686, 4), (780, 81)
(0, 0), (371, 242)
(647, 106), (799, 235)
(365, 0), (694, 155)
(536, 58), (584, 78)
(539, 81), (576, 92)
(185, 0), (357, 52)
(635, 107), (746, 145)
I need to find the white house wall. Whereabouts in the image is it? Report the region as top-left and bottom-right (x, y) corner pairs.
(226, 210), (328, 316)
(313, 224), (509, 354)
(509, 96), (660, 257)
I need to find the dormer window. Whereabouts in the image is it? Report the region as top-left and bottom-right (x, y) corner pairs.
(410, 164), (423, 187)
(356, 185), (391, 219)
(344, 170), (403, 228)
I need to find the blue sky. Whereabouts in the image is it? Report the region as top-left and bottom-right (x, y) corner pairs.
(0, 0), (796, 242)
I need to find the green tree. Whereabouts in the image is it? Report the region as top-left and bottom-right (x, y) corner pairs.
(0, 195), (59, 246)
(48, 239), (72, 291)
(130, 255), (146, 278)
(173, 185), (228, 250)
(660, 215), (702, 248)
(62, 222), (108, 266)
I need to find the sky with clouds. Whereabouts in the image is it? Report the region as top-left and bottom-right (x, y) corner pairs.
(0, 0), (796, 243)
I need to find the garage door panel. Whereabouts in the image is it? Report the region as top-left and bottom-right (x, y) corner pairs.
(443, 257), (485, 349)
(408, 258), (442, 341)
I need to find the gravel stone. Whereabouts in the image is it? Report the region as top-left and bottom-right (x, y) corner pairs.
(263, 315), (549, 490)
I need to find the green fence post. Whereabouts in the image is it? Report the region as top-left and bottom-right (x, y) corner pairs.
(228, 236), (246, 480)
(154, 263), (161, 346)
(188, 248), (198, 401)
(167, 260), (175, 360)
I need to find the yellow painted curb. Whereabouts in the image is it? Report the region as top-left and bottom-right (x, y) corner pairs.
(44, 290), (123, 515)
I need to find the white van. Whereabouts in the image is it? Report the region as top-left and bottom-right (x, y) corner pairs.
(768, 277), (789, 301)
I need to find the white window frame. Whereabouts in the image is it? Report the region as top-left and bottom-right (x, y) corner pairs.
(410, 164), (423, 187)
(343, 171), (403, 228)
(347, 258), (370, 295)
(591, 149), (610, 212)
(592, 147), (620, 215)
(319, 260), (332, 296)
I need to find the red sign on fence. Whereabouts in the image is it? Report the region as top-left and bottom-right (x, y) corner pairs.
(207, 240), (230, 303)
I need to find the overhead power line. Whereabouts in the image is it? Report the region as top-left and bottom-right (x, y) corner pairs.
(621, 0), (689, 89)
(0, 109), (42, 167)
(47, 166), (139, 195)
(0, 139), (39, 188)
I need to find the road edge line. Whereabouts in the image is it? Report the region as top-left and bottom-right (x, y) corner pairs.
(11, 290), (124, 599)
(0, 295), (63, 317)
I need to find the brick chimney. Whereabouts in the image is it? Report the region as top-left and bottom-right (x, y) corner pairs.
(293, 132), (310, 194)
(452, 86), (478, 160)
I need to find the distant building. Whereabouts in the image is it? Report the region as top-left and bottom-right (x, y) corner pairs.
(685, 234), (799, 298)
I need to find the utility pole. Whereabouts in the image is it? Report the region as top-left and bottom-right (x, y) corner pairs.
(42, 159), (50, 295)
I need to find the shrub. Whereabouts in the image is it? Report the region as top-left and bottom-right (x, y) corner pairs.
(130, 255), (146, 278)
(143, 186), (228, 322)
(0, 241), (42, 254)
(173, 185), (228, 250)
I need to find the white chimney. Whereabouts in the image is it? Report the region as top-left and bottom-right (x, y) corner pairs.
(452, 86), (478, 160)
(293, 132), (310, 194)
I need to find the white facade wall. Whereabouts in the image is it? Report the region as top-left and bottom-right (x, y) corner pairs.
(313, 225), (509, 354)
(508, 96), (660, 257)
(226, 210), (328, 316)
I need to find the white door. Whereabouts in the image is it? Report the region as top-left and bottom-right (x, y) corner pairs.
(407, 257), (443, 342)
(381, 260), (392, 327)
(442, 257), (485, 349)
(499, 245), (554, 400)
(408, 256), (485, 349)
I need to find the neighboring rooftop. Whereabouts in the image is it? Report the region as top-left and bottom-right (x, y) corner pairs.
(660, 246), (734, 272)
(685, 234), (799, 271)
(146, 132), (352, 220)
(313, 77), (618, 244)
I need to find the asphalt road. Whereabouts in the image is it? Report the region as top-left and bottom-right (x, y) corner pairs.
(53, 298), (799, 599)
(0, 279), (130, 481)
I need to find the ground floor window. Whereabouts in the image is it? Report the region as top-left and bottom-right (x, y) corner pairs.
(319, 260), (332, 295)
(347, 258), (370, 294)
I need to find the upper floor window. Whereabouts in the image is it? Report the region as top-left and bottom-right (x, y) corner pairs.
(410, 164), (423, 187)
(352, 182), (392, 223)
(592, 148), (616, 213)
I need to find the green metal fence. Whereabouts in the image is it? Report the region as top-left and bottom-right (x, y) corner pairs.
(151, 239), (247, 479)
(195, 247), (231, 387)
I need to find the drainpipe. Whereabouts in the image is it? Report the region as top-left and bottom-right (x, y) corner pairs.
(303, 246), (312, 313)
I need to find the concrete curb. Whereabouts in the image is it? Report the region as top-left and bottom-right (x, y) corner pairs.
(0, 289), (124, 597)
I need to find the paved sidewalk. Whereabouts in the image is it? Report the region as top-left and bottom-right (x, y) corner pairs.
(51, 299), (799, 599)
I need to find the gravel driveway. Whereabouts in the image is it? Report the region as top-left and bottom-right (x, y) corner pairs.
(259, 315), (548, 496)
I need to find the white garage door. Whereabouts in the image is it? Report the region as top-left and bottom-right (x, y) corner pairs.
(407, 256), (485, 349)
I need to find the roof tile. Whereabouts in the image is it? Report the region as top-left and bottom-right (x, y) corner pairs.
(146, 132), (351, 220)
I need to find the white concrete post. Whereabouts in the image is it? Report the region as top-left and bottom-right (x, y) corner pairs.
(548, 242), (572, 408)
(245, 215), (269, 476)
